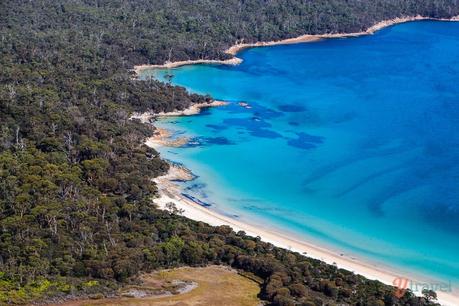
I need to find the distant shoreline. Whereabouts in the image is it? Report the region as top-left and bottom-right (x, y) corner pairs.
(133, 15), (459, 75)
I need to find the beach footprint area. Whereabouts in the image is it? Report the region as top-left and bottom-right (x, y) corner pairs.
(141, 20), (459, 297)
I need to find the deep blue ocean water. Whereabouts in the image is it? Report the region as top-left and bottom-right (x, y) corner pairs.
(142, 21), (459, 285)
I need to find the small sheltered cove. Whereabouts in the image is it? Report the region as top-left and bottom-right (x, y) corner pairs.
(131, 100), (230, 148)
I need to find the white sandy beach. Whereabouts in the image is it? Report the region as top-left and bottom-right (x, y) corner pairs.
(151, 163), (459, 306)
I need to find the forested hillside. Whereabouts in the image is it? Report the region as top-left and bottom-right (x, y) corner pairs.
(1, 0), (457, 304)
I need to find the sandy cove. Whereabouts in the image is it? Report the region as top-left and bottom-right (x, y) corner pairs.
(131, 100), (229, 147)
(146, 127), (190, 148)
(134, 15), (459, 74)
(152, 165), (459, 306)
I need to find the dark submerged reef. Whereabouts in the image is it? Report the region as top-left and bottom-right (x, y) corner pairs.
(1, 0), (457, 304)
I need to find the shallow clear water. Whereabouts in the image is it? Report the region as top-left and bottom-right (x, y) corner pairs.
(142, 21), (459, 285)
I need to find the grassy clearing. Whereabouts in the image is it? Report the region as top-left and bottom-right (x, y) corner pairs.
(62, 266), (261, 306)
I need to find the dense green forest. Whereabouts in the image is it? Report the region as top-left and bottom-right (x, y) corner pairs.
(1, 0), (458, 304)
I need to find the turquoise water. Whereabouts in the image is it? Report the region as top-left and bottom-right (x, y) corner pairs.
(142, 21), (459, 285)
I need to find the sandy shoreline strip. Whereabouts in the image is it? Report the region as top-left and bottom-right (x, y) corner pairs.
(131, 100), (228, 123)
(155, 100), (229, 117)
(134, 15), (459, 74)
(133, 58), (242, 75)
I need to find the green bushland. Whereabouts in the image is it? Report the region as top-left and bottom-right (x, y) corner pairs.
(2, 0), (455, 304)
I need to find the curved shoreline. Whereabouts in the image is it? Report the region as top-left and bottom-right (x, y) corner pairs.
(134, 15), (459, 75)
(136, 18), (459, 305)
(146, 121), (459, 306)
